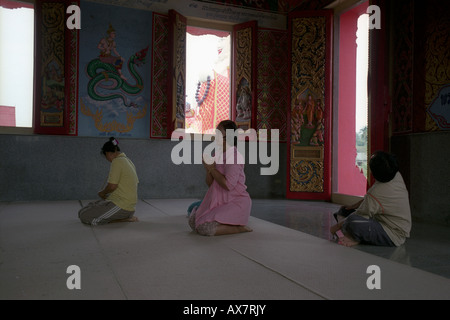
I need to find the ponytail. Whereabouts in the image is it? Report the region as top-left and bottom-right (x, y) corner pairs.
(101, 137), (120, 155)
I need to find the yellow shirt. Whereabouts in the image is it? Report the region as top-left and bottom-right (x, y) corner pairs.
(107, 153), (139, 211)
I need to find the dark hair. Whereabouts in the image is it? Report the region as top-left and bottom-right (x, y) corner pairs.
(217, 120), (238, 146)
(369, 151), (399, 182)
(101, 137), (120, 156)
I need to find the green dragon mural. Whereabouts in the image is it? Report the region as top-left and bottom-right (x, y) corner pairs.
(86, 46), (149, 108)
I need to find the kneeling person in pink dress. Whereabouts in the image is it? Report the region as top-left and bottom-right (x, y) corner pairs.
(189, 120), (253, 236)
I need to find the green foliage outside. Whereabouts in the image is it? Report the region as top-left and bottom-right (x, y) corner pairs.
(356, 126), (368, 178)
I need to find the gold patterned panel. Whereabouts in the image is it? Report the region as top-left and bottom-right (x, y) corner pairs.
(291, 17), (326, 102)
(236, 27), (252, 86)
(42, 3), (65, 62)
(289, 16), (327, 193)
(40, 112), (63, 126)
(424, 1), (450, 131)
(174, 13), (186, 123)
(169, 11), (186, 132)
(292, 146), (323, 161)
(40, 3), (65, 127)
(290, 160), (324, 192)
(235, 25), (254, 127)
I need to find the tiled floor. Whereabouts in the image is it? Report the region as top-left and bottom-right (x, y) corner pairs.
(1, 199), (449, 300)
(250, 199), (450, 279)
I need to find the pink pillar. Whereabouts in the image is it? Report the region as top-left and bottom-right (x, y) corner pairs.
(337, 2), (368, 196)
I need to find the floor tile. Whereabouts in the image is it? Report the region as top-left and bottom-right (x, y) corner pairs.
(250, 199), (450, 279)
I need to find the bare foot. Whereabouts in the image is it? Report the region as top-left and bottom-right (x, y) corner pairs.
(215, 224), (253, 236)
(338, 235), (360, 247)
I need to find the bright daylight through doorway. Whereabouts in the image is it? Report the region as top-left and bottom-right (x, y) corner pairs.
(185, 26), (231, 134)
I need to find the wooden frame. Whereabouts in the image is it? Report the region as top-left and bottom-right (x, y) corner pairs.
(33, 0), (79, 135)
(167, 9), (187, 137)
(232, 20), (257, 130)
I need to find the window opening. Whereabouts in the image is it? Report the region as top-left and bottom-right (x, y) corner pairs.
(185, 26), (231, 134)
(335, 0), (369, 197)
(355, 12), (369, 179)
(0, 0), (34, 128)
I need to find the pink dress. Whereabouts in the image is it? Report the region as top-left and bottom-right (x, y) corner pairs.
(194, 146), (252, 228)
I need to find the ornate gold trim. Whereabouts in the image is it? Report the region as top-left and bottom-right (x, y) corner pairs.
(40, 111), (63, 126)
(291, 146), (323, 161)
(80, 98), (147, 133)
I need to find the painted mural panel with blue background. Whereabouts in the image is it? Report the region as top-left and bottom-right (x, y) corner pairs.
(78, 1), (152, 138)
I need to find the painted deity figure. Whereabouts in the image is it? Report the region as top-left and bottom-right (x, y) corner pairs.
(97, 24), (126, 80)
(305, 94), (315, 128)
(291, 92), (325, 146)
(291, 97), (305, 143)
(236, 85), (252, 121)
(309, 99), (324, 146)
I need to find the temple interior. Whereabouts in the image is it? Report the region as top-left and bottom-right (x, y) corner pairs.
(0, 0), (449, 300)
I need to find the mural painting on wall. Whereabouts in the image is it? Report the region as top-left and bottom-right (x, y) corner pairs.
(235, 78), (252, 123)
(291, 87), (324, 147)
(78, 1), (152, 138)
(424, 0), (450, 132)
(427, 84), (450, 130)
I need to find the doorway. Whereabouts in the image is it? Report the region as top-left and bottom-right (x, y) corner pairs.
(185, 26), (231, 134)
(334, 1), (369, 197)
